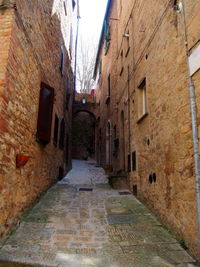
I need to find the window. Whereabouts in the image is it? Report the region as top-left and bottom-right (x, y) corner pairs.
(124, 30), (130, 57)
(60, 46), (64, 75)
(173, 0), (178, 10)
(104, 20), (111, 55)
(137, 78), (147, 122)
(132, 151), (136, 171)
(59, 118), (65, 150)
(120, 50), (124, 76)
(99, 59), (102, 75)
(53, 114), (59, 146)
(63, 0), (67, 16)
(36, 83), (54, 145)
(128, 154), (131, 172)
(72, 0), (76, 10)
(113, 125), (119, 158)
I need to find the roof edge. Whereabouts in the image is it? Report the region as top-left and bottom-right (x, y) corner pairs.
(93, 0), (113, 79)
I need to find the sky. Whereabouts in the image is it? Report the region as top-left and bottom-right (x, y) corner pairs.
(76, 0), (108, 92)
(78, 0), (108, 50)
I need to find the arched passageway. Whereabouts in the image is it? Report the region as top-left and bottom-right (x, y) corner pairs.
(72, 111), (96, 160)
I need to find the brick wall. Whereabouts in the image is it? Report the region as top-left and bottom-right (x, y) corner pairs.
(95, 0), (200, 259)
(0, 0), (77, 240)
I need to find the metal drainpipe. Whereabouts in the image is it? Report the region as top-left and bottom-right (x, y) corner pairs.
(181, 0), (200, 248)
(128, 66), (131, 171)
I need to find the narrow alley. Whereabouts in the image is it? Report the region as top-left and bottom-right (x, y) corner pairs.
(0, 160), (196, 267)
(1, 0), (200, 265)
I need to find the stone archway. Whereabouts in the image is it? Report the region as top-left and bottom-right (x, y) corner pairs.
(72, 111), (96, 160)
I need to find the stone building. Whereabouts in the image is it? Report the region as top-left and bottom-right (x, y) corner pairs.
(94, 0), (200, 259)
(0, 0), (79, 239)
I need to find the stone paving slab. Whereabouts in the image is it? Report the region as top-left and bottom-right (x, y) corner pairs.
(0, 160), (198, 267)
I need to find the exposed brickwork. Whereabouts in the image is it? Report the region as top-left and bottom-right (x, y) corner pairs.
(0, 0), (78, 240)
(95, 0), (200, 259)
(73, 92), (98, 118)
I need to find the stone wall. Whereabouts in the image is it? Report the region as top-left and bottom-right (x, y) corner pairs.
(0, 0), (77, 240)
(95, 0), (200, 259)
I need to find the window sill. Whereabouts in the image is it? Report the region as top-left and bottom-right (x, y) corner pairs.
(137, 112), (148, 124)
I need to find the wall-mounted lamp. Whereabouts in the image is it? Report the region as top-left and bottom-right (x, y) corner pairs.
(82, 97), (87, 104)
(173, 0), (183, 12)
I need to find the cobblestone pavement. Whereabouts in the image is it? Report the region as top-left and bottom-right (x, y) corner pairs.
(0, 160), (197, 267)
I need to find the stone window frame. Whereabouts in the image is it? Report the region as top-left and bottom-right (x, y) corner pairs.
(137, 77), (148, 123)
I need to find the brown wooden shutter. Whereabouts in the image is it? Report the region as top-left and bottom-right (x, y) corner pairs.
(36, 83), (54, 145)
(59, 118), (65, 149)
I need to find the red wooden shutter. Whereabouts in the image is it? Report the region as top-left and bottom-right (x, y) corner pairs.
(36, 83), (54, 145)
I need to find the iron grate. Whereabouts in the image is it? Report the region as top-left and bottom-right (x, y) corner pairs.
(79, 188), (93, 192)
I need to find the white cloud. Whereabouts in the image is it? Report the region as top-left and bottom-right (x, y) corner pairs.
(79, 0), (108, 48)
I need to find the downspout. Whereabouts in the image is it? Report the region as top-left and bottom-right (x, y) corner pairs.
(128, 66), (131, 172)
(181, 0), (200, 249)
